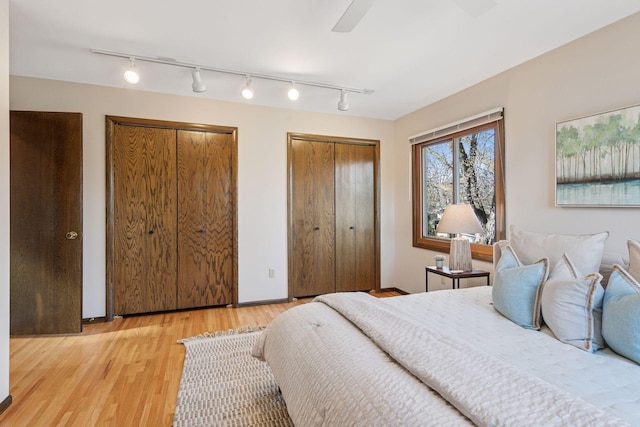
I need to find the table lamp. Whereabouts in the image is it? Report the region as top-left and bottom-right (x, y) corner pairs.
(435, 204), (483, 271)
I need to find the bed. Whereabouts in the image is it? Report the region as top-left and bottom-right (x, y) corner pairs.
(252, 228), (640, 426)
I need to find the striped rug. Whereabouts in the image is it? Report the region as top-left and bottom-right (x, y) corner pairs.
(174, 328), (293, 426)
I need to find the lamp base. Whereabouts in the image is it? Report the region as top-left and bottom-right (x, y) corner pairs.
(449, 237), (473, 271)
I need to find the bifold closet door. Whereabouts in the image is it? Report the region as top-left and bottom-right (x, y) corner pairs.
(177, 130), (233, 308)
(335, 143), (376, 292)
(290, 139), (336, 298)
(113, 125), (177, 315)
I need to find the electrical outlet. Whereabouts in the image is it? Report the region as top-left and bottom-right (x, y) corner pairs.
(268, 268), (275, 279)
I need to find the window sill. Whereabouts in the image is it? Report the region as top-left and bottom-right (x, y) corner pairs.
(413, 236), (493, 263)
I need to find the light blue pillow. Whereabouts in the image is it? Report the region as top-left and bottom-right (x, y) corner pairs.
(492, 245), (549, 329)
(541, 254), (604, 352)
(602, 265), (640, 364)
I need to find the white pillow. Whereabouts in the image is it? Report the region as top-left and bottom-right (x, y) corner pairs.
(541, 254), (604, 353)
(509, 225), (608, 275)
(628, 239), (640, 279)
(599, 250), (628, 288)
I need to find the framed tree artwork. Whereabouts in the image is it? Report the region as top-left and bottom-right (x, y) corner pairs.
(556, 103), (640, 207)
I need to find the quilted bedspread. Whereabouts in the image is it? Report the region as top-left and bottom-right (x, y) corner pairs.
(253, 288), (638, 426)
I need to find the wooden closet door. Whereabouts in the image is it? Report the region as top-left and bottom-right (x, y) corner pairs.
(335, 143), (376, 292)
(113, 125), (177, 315)
(290, 140), (336, 297)
(177, 130), (233, 308)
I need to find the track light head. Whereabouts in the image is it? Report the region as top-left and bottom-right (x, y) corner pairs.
(287, 82), (299, 101)
(338, 90), (349, 111)
(123, 57), (139, 84)
(191, 68), (207, 93)
(241, 75), (254, 100)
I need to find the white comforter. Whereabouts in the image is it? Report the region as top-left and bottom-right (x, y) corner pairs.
(253, 287), (640, 426)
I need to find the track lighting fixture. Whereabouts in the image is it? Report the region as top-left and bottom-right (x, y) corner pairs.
(338, 90), (349, 111)
(191, 68), (206, 93)
(287, 82), (299, 101)
(241, 76), (254, 100)
(123, 57), (139, 84)
(93, 49), (374, 111)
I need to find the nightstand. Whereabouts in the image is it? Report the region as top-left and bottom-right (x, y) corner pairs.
(425, 266), (490, 292)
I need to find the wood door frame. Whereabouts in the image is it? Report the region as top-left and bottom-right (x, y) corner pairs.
(106, 116), (239, 320)
(287, 132), (381, 301)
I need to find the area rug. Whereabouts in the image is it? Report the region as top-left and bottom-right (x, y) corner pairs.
(173, 327), (293, 427)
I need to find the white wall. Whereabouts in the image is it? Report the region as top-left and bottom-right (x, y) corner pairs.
(392, 12), (640, 293)
(9, 79), (395, 317)
(0, 0), (11, 408)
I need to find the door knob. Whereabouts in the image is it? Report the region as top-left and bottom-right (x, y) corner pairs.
(66, 231), (78, 240)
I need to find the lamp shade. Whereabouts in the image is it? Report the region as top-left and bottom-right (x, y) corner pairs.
(436, 204), (483, 235)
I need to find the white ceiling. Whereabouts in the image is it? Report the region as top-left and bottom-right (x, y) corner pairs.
(9, 0), (640, 120)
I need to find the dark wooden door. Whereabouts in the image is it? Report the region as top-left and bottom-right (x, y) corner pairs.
(335, 143), (376, 292)
(177, 130), (233, 308)
(112, 125), (177, 315)
(290, 139), (336, 298)
(10, 111), (83, 335)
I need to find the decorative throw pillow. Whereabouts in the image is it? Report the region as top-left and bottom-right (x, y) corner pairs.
(599, 250), (628, 288)
(602, 265), (640, 364)
(492, 245), (549, 330)
(509, 225), (608, 275)
(541, 254), (604, 352)
(628, 239), (640, 279)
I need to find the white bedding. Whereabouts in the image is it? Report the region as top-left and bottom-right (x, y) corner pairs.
(253, 287), (640, 426)
(382, 287), (640, 425)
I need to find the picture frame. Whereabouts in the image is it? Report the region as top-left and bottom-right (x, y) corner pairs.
(555, 103), (640, 207)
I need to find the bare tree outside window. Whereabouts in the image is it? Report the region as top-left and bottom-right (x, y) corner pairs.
(413, 120), (505, 262)
(422, 141), (452, 237)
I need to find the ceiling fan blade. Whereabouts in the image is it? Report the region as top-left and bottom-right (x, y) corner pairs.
(451, 0), (496, 17)
(332, 0), (375, 33)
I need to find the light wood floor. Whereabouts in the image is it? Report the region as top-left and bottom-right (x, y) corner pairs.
(1, 291), (399, 426)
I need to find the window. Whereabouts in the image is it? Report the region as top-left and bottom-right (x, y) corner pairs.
(411, 110), (505, 262)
